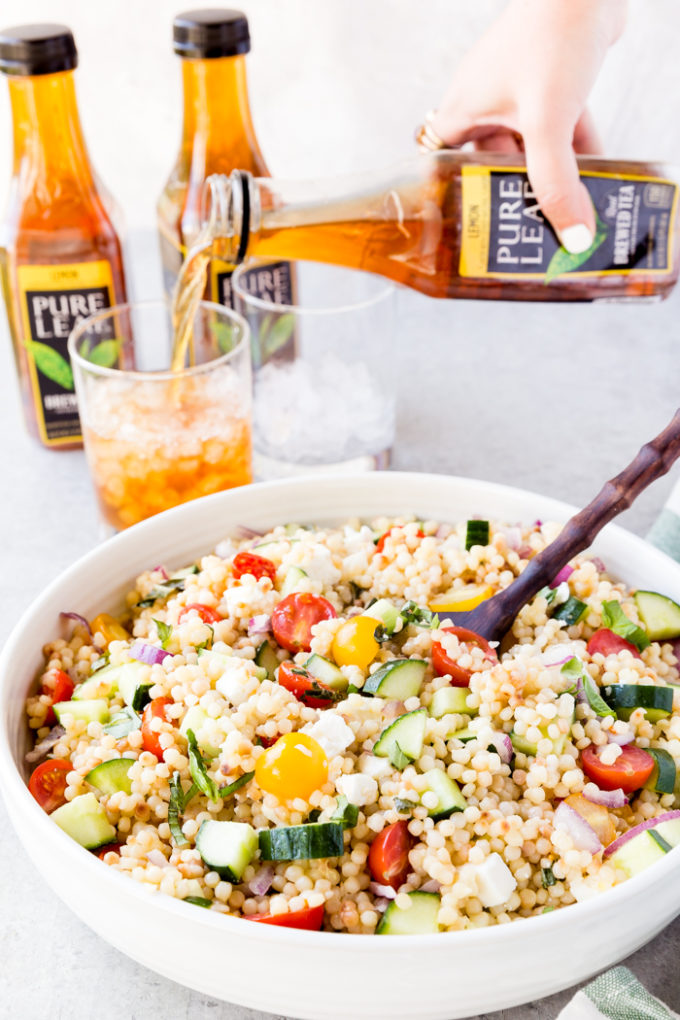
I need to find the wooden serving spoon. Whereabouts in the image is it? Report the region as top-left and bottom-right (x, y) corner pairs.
(437, 408), (680, 643)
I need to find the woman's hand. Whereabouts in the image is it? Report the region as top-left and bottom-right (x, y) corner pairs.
(431, 0), (627, 253)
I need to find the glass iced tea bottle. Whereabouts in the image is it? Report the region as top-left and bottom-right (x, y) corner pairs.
(193, 152), (680, 303)
(0, 24), (127, 449)
(158, 8), (294, 310)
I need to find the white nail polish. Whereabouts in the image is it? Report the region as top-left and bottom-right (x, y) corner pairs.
(560, 224), (594, 254)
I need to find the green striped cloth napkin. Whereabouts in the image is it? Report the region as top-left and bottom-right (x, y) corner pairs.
(557, 967), (678, 1019)
(647, 478), (680, 563)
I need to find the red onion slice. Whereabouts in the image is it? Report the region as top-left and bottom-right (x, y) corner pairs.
(554, 802), (602, 854)
(604, 810), (680, 859)
(492, 733), (513, 765)
(151, 566), (169, 581)
(574, 677), (588, 705)
(591, 557), (606, 574)
(60, 612), (92, 638)
(607, 731), (635, 747)
(497, 525), (522, 551)
(147, 849), (170, 868)
(25, 725), (65, 765)
(419, 879), (441, 893)
(369, 882), (397, 899)
(551, 565), (574, 587)
(235, 525), (265, 539)
(129, 640), (171, 666)
(248, 615), (272, 636)
(669, 639), (680, 665)
(542, 644), (577, 668)
(248, 865), (275, 896)
(583, 784), (628, 809)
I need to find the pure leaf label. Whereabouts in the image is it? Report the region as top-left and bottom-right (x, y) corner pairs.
(263, 313), (295, 358)
(459, 168), (677, 282)
(544, 218), (608, 284)
(25, 342), (74, 390)
(18, 265), (115, 444)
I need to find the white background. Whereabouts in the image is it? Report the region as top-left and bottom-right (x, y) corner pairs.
(0, 0), (678, 230)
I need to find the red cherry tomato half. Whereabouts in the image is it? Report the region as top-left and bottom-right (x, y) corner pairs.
(41, 668), (75, 725)
(581, 743), (654, 793)
(95, 842), (123, 860)
(28, 758), (71, 813)
(141, 696), (173, 760)
(277, 660), (337, 710)
(248, 903), (325, 930)
(586, 628), (642, 660)
(177, 603), (222, 625)
(271, 593), (337, 654)
(368, 820), (414, 890)
(375, 527), (425, 554)
(257, 734), (278, 749)
(431, 627), (498, 687)
(232, 552), (277, 584)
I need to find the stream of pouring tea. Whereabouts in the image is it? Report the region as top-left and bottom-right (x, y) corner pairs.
(170, 241), (213, 373)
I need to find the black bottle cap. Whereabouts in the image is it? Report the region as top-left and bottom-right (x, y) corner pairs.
(0, 24), (77, 76)
(173, 9), (250, 59)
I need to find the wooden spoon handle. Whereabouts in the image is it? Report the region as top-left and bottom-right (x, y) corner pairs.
(485, 407), (680, 633)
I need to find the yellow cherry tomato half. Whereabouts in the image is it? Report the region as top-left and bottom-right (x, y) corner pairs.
(429, 584), (493, 613)
(332, 616), (380, 670)
(90, 613), (130, 644)
(255, 732), (329, 802)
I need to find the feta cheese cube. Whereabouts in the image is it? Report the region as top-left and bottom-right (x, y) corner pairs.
(215, 658), (261, 706)
(336, 773), (379, 807)
(359, 754), (393, 780)
(303, 714), (355, 759)
(472, 852), (517, 908)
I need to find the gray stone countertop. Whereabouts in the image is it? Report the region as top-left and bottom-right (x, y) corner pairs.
(2, 234), (680, 1019)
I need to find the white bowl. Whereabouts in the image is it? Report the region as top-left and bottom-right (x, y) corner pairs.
(2, 472), (680, 1020)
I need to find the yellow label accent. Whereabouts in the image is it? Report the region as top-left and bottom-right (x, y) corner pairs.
(459, 166), (491, 278)
(18, 260), (114, 447)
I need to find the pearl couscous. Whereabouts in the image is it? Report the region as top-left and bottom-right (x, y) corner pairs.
(25, 516), (680, 933)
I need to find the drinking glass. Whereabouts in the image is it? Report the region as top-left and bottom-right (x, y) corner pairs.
(232, 260), (396, 478)
(68, 300), (252, 530)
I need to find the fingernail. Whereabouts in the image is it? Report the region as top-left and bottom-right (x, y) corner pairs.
(560, 224), (593, 254)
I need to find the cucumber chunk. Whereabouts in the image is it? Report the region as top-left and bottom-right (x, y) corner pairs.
(421, 768), (466, 819)
(645, 748), (677, 794)
(280, 566), (308, 596)
(634, 590), (680, 641)
(304, 653), (348, 692)
(179, 705), (221, 758)
(362, 659), (427, 699)
(362, 599), (401, 635)
(54, 699), (109, 725)
(117, 662), (152, 709)
(608, 828), (669, 877)
(510, 731), (537, 756)
(465, 520), (489, 551)
(552, 596), (588, 626)
(603, 684), (673, 723)
(429, 687), (476, 719)
(72, 664), (123, 701)
(50, 792), (116, 849)
(450, 726), (477, 742)
(258, 822), (344, 861)
(376, 891), (441, 934)
(255, 641), (279, 680)
(196, 820), (258, 880)
(85, 757), (134, 795)
(373, 709), (427, 763)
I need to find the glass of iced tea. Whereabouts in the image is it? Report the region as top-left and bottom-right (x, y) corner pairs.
(68, 300), (252, 530)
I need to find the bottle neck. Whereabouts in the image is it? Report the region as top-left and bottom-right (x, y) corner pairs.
(180, 55), (266, 169)
(8, 70), (95, 183)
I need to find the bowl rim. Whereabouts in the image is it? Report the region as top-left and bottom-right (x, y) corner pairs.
(3, 469), (680, 948)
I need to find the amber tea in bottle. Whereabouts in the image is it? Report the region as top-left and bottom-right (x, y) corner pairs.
(193, 153), (679, 303)
(158, 8), (295, 325)
(0, 24), (127, 449)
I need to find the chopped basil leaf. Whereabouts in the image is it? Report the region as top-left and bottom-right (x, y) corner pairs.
(135, 568), (198, 608)
(218, 771), (254, 798)
(538, 586), (557, 605)
(394, 797), (416, 815)
(195, 625), (214, 652)
(542, 905), (556, 914)
(307, 808), (322, 823)
(583, 675), (612, 717)
(186, 729), (221, 802)
(374, 624), (389, 644)
(347, 684), (359, 695)
(184, 896), (212, 908)
(103, 706), (141, 738)
(399, 601), (439, 630)
(541, 866), (556, 888)
(168, 772), (190, 847)
(332, 794), (359, 829)
(153, 619), (172, 649)
(90, 652), (110, 674)
(601, 601), (650, 652)
(389, 741), (411, 770)
(560, 657), (585, 681)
